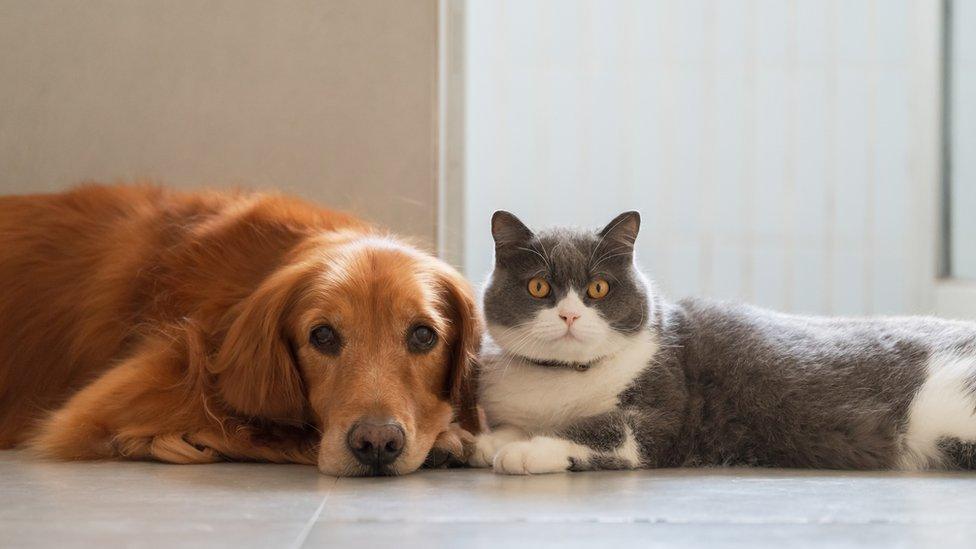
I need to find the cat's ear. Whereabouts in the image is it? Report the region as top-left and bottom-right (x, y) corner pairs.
(491, 211), (534, 250)
(598, 211), (641, 251)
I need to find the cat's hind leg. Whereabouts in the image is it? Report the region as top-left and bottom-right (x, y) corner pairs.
(899, 351), (976, 469)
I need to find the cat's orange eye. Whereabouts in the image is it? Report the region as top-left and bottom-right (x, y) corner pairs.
(527, 277), (551, 298)
(587, 279), (610, 299)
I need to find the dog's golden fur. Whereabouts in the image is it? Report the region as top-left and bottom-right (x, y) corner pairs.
(0, 184), (479, 475)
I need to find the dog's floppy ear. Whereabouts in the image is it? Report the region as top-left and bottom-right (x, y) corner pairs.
(210, 264), (307, 421)
(435, 265), (483, 434)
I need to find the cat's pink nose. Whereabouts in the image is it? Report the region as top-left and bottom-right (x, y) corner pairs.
(559, 312), (581, 326)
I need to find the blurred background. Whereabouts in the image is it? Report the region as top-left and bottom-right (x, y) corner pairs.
(0, 0), (972, 318)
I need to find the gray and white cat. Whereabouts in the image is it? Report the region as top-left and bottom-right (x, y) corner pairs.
(470, 210), (976, 474)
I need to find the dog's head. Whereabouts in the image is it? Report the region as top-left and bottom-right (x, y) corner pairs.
(210, 234), (481, 476)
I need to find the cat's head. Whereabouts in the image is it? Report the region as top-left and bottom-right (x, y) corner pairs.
(483, 211), (652, 364)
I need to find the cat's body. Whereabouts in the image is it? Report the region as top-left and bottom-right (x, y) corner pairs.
(472, 211), (976, 474)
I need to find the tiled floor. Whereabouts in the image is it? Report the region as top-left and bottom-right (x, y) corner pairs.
(2, 451), (975, 548)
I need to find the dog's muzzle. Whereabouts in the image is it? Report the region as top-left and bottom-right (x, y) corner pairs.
(346, 418), (405, 473)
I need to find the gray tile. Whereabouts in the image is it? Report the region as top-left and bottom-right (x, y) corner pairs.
(0, 519), (309, 549)
(0, 450), (332, 523)
(320, 468), (976, 525)
(4, 450), (976, 548)
(302, 522), (976, 549)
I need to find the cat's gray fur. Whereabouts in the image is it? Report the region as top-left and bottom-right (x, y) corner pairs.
(476, 211), (976, 471)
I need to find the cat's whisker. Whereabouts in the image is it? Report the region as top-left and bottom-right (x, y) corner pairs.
(495, 323), (530, 339)
(536, 239), (553, 272)
(614, 301), (648, 333)
(591, 251), (634, 271)
(516, 245), (551, 273)
(496, 332), (539, 378)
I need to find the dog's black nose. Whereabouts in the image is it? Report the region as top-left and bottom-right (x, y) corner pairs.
(346, 420), (405, 468)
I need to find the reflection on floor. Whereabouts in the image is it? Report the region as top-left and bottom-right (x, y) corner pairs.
(2, 451), (974, 548)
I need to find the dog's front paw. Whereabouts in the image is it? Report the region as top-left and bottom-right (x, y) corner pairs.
(492, 437), (573, 475)
(425, 423), (475, 468)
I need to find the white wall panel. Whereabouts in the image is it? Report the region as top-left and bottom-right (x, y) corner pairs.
(950, 0), (976, 279)
(464, 0), (927, 315)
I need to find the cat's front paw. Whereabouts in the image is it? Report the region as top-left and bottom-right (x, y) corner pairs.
(492, 437), (573, 475)
(468, 426), (527, 468)
(469, 433), (503, 468)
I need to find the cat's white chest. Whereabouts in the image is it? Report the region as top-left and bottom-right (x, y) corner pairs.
(478, 331), (658, 434)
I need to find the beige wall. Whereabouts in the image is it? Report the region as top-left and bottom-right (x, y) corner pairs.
(0, 0), (440, 245)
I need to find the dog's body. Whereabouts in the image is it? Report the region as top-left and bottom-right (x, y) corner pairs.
(0, 184), (479, 475)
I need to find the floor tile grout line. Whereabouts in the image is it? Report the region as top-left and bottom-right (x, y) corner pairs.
(290, 476), (339, 549)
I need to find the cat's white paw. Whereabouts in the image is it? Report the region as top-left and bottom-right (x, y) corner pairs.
(469, 433), (501, 468)
(492, 437), (573, 475)
(468, 427), (527, 468)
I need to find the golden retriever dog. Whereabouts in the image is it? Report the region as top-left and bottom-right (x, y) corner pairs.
(0, 184), (480, 476)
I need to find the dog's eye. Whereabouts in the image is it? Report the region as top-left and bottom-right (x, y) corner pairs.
(407, 325), (438, 353)
(310, 325), (341, 355)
